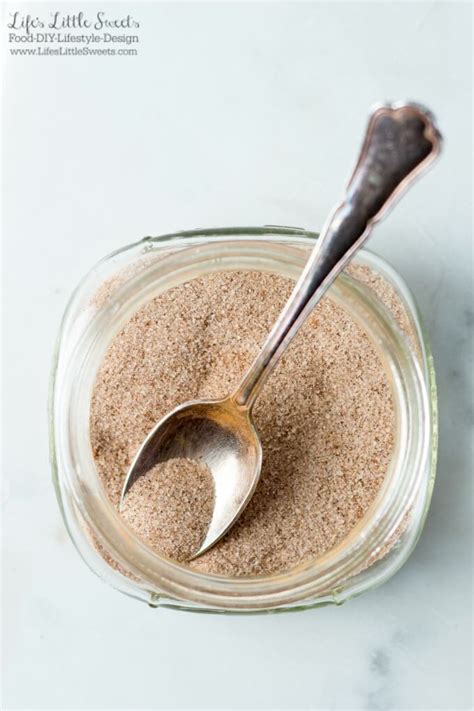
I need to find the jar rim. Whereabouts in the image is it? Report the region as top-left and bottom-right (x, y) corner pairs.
(51, 228), (433, 610)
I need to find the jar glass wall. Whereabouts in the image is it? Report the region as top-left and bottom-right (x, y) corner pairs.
(49, 227), (437, 612)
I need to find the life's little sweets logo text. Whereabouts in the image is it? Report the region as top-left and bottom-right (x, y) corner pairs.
(6, 10), (140, 57)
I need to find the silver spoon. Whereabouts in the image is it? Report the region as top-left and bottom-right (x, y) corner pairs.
(120, 102), (441, 558)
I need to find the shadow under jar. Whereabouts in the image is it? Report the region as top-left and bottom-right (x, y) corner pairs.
(50, 226), (437, 613)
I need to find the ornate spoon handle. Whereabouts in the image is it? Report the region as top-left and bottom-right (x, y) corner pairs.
(233, 102), (442, 409)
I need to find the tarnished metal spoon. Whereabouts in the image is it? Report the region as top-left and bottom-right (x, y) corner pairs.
(120, 102), (441, 558)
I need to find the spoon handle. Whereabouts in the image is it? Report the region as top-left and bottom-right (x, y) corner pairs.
(233, 102), (442, 409)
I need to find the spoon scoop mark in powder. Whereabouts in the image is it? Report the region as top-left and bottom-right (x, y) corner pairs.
(120, 457), (215, 562)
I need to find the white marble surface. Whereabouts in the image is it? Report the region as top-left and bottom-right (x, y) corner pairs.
(2, 2), (473, 709)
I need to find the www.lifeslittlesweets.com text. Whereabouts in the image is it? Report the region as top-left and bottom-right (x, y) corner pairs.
(8, 32), (138, 56)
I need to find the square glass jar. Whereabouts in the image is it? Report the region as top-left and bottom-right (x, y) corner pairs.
(50, 226), (437, 613)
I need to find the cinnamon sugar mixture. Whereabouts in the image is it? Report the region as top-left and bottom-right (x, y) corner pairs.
(90, 269), (399, 576)
(120, 458), (214, 561)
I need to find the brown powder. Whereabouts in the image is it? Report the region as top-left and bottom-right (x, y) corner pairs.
(121, 458), (214, 561)
(90, 270), (396, 576)
(348, 264), (418, 346)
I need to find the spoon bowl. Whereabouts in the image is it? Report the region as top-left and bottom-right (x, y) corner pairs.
(121, 397), (262, 557)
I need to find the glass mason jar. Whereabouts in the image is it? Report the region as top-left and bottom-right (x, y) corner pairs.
(49, 226), (437, 613)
